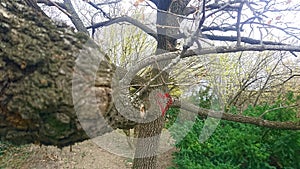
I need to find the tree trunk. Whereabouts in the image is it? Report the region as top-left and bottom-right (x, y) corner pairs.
(133, 1), (190, 168)
(0, 0), (136, 148)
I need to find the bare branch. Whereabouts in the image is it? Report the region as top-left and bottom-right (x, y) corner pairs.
(253, 56), (281, 106)
(203, 34), (286, 45)
(96, 0), (121, 6)
(259, 104), (299, 118)
(63, 0), (88, 34)
(236, 2), (244, 46)
(172, 100), (300, 130)
(86, 16), (158, 40)
(206, 2), (231, 18)
(38, 0), (71, 17)
(37, 0), (66, 9)
(83, 0), (111, 19)
(182, 45), (300, 58)
(173, 33), (287, 45)
(202, 26), (237, 32)
(128, 45), (300, 76)
(206, 1), (240, 11)
(279, 74), (300, 86)
(242, 22), (300, 41)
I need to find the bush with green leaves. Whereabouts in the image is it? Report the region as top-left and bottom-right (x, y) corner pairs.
(168, 91), (300, 169)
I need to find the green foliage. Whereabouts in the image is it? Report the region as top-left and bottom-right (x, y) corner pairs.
(244, 91), (299, 122)
(168, 91), (300, 169)
(165, 107), (180, 129)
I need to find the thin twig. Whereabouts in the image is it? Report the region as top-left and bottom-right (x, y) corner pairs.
(259, 104), (299, 118)
(46, 0), (71, 16)
(236, 2), (244, 46)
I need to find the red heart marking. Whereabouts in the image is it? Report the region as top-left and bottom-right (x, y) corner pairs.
(156, 93), (172, 117)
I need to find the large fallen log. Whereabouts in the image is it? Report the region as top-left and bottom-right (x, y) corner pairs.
(0, 0), (136, 148)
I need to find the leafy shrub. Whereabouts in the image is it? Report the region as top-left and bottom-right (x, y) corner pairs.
(168, 91), (300, 169)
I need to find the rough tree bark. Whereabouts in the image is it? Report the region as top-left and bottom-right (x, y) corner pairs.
(0, 0), (136, 148)
(132, 1), (190, 168)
